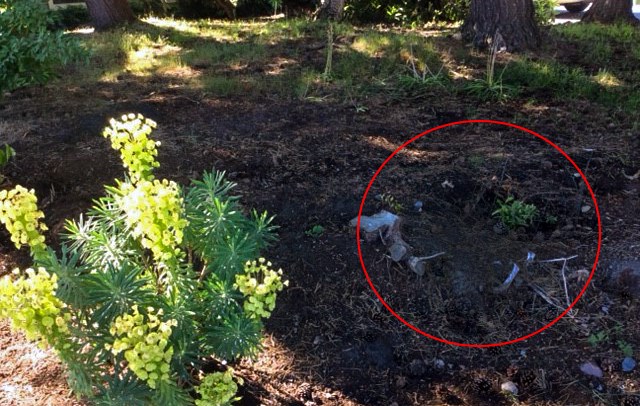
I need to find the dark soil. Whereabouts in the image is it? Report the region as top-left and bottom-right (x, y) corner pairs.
(1, 28), (640, 406)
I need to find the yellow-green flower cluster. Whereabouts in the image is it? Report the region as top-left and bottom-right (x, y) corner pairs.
(0, 268), (70, 350)
(234, 258), (287, 320)
(0, 185), (47, 258)
(102, 113), (160, 182)
(117, 179), (188, 264)
(107, 305), (176, 389)
(195, 369), (242, 406)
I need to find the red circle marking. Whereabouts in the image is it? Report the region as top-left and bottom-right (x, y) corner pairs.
(356, 119), (602, 348)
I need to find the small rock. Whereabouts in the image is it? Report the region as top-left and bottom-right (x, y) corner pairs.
(551, 229), (562, 239)
(389, 243), (408, 262)
(394, 375), (407, 389)
(500, 381), (518, 395)
(562, 224), (574, 231)
(581, 205), (592, 213)
(413, 200), (423, 212)
(408, 359), (426, 377)
(493, 221), (508, 235)
(622, 357), (636, 372)
(313, 335), (322, 346)
(433, 358), (445, 369)
(580, 361), (603, 378)
(541, 160), (553, 170)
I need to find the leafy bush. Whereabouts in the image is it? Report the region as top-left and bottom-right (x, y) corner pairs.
(533, 0), (557, 25)
(344, 0), (470, 25)
(492, 196), (538, 229)
(0, 114), (287, 404)
(0, 0), (86, 93)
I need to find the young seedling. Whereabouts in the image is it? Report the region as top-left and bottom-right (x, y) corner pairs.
(305, 224), (325, 238)
(492, 196), (538, 229)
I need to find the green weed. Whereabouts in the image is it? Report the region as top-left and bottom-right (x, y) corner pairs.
(587, 330), (609, 347)
(305, 225), (325, 238)
(492, 196), (538, 229)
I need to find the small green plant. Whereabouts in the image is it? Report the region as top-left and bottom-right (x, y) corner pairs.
(468, 155), (485, 169)
(0, 144), (15, 183)
(0, 144), (15, 167)
(393, 44), (449, 98)
(305, 224), (325, 238)
(465, 40), (517, 102)
(492, 196), (538, 229)
(195, 369), (242, 406)
(617, 340), (634, 357)
(544, 214), (558, 225)
(587, 330), (609, 347)
(0, 113), (287, 404)
(380, 193), (404, 213)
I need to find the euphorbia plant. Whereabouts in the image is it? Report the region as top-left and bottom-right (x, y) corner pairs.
(0, 113), (286, 405)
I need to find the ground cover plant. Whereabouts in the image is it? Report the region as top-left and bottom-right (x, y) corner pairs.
(0, 12), (639, 406)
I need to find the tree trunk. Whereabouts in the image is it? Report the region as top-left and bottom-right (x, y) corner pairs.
(461, 0), (540, 52)
(582, 0), (638, 24)
(85, 0), (135, 30)
(213, 0), (237, 19)
(316, 0), (345, 20)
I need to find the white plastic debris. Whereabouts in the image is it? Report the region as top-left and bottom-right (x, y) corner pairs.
(500, 381), (518, 395)
(441, 180), (454, 189)
(350, 210), (399, 233)
(494, 263), (520, 293)
(580, 361), (604, 378)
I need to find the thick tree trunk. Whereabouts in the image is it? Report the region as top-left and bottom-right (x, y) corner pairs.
(582, 0), (638, 24)
(461, 0), (540, 52)
(85, 0), (135, 30)
(213, 0), (237, 19)
(316, 0), (345, 20)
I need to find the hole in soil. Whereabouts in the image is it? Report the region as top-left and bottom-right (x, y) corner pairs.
(359, 123), (599, 344)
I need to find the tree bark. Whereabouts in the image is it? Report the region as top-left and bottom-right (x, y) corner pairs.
(85, 0), (135, 30)
(316, 0), (345, 20)
(213, 0), (237, 19)
(461, 0), (540, 52)
(582, 0), (638, 24)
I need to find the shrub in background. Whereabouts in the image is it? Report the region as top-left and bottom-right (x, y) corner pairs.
(0, 114), (286, 404)
(344, 0), (470, 25)
(534, 0), (558, 25)
(47, 5), (92, 30)
(0, 0), (86, 93)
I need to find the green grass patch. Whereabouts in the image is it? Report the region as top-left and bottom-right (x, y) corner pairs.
(551, 23), (640, 69)
(551, 22), (640, 45)
(501, 59), (640, 111)
(54, 17), (640, 111)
